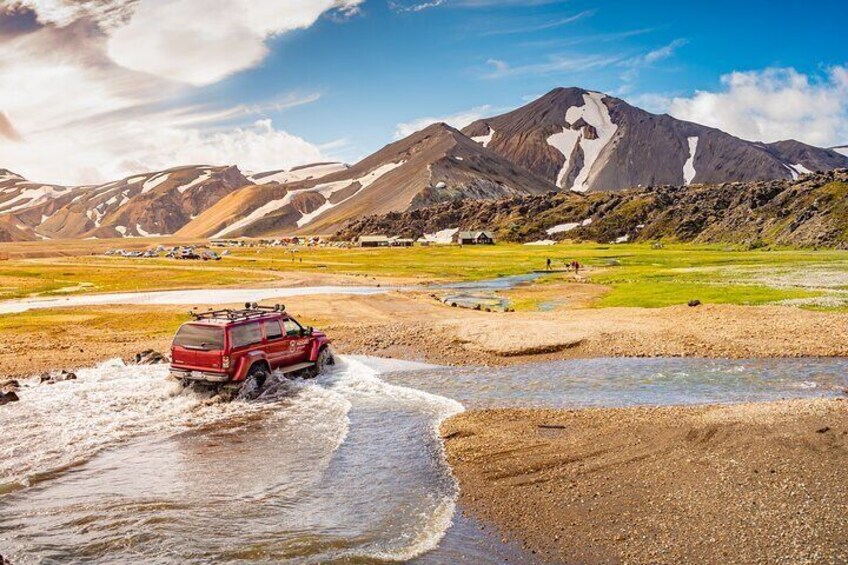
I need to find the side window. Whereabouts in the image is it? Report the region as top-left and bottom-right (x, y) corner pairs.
(265, 320), (283, 341)
(283, 319), (303, 337)
(230, 323), (263, 349)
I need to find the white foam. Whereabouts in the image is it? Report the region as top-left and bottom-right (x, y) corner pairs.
(683, 136), (698, 185)
(0, 360), (261, 485)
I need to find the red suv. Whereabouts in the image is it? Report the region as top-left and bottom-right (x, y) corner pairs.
(169, 304), (333, 395)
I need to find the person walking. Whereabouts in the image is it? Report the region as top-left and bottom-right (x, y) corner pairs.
(546, 258), (552, 271)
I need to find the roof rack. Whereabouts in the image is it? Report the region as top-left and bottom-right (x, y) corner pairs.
(190, 303), (286, 321)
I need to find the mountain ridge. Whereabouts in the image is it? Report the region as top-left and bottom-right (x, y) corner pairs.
(3, 87), (848, 241)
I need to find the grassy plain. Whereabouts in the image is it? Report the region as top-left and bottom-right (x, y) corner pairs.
(1, 241), (846, 308)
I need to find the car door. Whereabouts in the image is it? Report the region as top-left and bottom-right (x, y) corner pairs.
(263, 319), (287, 369)
(283, 318), (310, 364)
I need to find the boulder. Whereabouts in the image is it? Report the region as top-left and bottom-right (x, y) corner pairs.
(688, 300), (702, 307)
(0, 379), (19, 391)
(40, 370), (77, 384)
(0, 391), (20, 405)
(130, 350), (169, 365)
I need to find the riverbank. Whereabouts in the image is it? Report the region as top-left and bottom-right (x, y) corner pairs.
(3, 291), (848, 378)
(441, 398), (848, 564)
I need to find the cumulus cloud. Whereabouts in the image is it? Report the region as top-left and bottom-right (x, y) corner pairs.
(668, 67), (848, 147)
(107, 0), (364, 86)
(0, 0), (353, 184)
(394, 105), (495, 139)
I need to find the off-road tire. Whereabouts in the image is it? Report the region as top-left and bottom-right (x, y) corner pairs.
(309, 348), (334, 378)
(238, 365), (269, 401)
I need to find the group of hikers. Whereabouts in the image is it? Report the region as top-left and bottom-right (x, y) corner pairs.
(545, 258), (581, 274)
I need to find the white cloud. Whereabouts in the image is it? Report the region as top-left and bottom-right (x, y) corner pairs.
(668, 67), (848, 147)
(483, 54), (623, 79)
(107, 0), (363, 86)
(394, 105), (494, 139)
(0, 0), (351, 184)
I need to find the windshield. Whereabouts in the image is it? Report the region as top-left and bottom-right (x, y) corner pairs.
(173, 324), (225, 350)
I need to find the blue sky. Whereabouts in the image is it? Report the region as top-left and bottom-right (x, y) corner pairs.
(1, 0), (847, 183)
(232, 0), (848, 161)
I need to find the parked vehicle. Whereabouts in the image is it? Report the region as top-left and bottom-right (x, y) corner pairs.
(169, 303), (333, 398)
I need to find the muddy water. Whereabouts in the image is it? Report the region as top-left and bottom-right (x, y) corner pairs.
(2, 356), (846, 563)
(383, 357), (848, 409)
(0, 358), (472, 564)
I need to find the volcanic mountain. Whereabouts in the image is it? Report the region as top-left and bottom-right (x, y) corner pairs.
(0, 166), (253, 241)
(462, 87), (848, 192)
(179, 122), (556, 238)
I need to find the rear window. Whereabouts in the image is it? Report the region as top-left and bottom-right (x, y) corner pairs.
(230, 322), (263, 349)
(173, 324), (224, 350)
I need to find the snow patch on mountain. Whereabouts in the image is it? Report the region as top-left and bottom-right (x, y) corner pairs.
(0, 184), (71, 214)
(471, 127), (495, 148)
(250, 162), (348, 185)
(547, 129), (581, 189)
(834, 146), (848, 157)
(177, 169), (212, 194)
(136, 224), (162, 237)
(422, 227), (458, 244)
(683, 136), (699, 185)
(546, 222), (580, 235)
(295, 161), (406, 228)
(547, 92), (618, 192)
(142, 173), (170, 193)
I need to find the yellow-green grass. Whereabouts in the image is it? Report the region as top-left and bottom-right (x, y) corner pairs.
(1, 242), (847, 310)
(0, 307), (189, 337)
(0, 261), (276, 300)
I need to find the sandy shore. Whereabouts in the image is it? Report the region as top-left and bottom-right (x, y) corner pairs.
(442, 399), (848, 564)
(3, 289), (848, 377)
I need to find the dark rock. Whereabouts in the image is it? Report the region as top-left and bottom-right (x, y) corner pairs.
(816, 426), (831, 434)
(130, 350), (168, 365)
(56, 370), (77, 381)
(40, 370), (78, 384)
(688, 300), (702, 307)
(0, 390), (20, 405)
(0, 379), (19, 391)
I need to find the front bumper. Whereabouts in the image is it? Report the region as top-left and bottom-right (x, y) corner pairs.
(170, 368), (231, 383)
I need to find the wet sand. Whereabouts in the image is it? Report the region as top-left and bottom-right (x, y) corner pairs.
(442, 399), (848, 564)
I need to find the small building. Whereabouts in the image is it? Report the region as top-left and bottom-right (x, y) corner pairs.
(390, 238), (415, 247)
(457, 230), (495, 245)
(358, 235), (391, 248)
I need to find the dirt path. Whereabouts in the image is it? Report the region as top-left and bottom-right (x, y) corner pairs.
(442, 399), (848, 564)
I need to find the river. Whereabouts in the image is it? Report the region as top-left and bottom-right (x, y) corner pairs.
(1, 356), (845, 563)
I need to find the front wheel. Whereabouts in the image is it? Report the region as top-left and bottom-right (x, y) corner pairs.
(309, 348), (334, 378)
